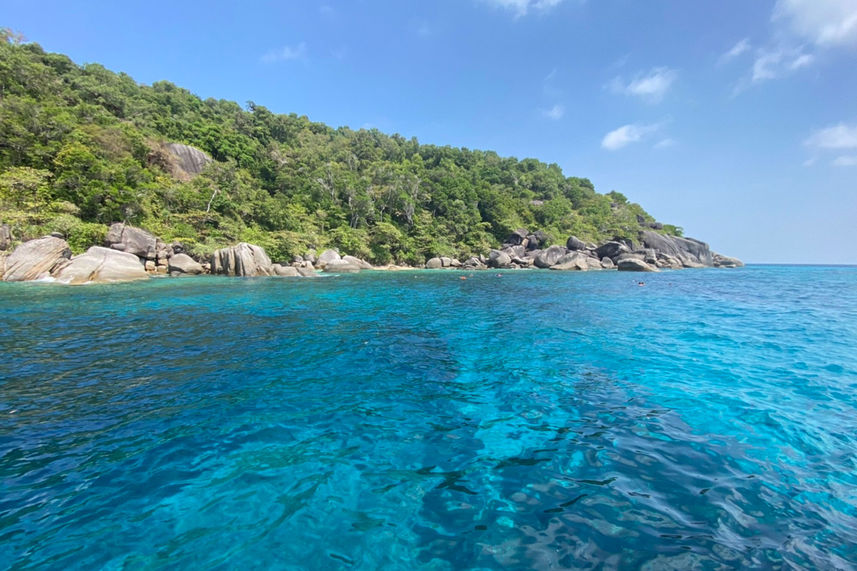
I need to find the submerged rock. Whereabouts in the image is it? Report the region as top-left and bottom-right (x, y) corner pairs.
(2, 236), (71, 282)
(211, 243), (273, 276)
(53, 246), (149, 284)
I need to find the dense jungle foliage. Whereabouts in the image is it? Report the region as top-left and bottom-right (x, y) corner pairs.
(0, 30), (682, 263)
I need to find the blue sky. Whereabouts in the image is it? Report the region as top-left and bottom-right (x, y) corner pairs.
(4, 0), (857, 263)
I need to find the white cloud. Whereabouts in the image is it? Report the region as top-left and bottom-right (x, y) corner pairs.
(479, 0), (565, 17)
(261, 42), (308, 63)
(773, 0), (857, 48)
(805, 123), (857, 149)
(601, 123), (660, 151)
(751, 47), (814, 82)
(832, 155), (857, 166)
(609, 67), (677, 103)
(654, 138), (676, 149)
(720, 39), (751, 63)
(542, 104), (565, 120)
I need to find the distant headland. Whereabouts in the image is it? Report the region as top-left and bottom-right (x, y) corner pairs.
(0, 33), (741, 283)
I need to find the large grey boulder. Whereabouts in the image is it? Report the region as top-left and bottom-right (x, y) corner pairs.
(0, 224), (11, 251)
(296, 265), (319, 277)
(502, 245), (526, 259)
(105, 223), (166, 260)
(316, 249), (341, 269)
(550, 252), (590, 271)
(594, 241), (630, 261)
(566, 236), (586, 251)
(425, 257), (443, 269)
(488, 249), (512, 268)
(534, 245), (568, 268)
(168, 253), (204, 276)
(342, 255), (373, 270)
(505, 229), (529, 246)
(617, 258), (659, 272)
(640, 230), (713, 267)
(3, 236), (71, 282)
(53, 246), (148, 284)
(462, 256), (486, 269)
(713, 253), (744, 268)
(0, 253), (7, 280)
(656, 253), (683, 270)
(165, 143), (212, 177)
(600, 257), (615, 269)
(211, 243), (273, 276)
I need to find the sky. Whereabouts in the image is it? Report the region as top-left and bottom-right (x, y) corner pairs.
(3, 0), (857, 264)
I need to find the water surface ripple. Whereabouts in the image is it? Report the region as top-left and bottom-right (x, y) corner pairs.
(1, 266), (856, 569)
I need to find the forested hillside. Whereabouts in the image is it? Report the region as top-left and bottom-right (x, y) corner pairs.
(0, 30), (681, 264)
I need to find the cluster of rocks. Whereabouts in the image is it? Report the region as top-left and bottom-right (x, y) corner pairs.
(105, 223), (205, 277)
(1, 218), (743, 286)
(424, 228), (743, 273)
(0, 236), (149, 284)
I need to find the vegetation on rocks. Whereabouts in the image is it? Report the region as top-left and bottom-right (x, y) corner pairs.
(0, 30), (683, 264)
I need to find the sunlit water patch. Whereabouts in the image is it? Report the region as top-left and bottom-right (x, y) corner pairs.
(1, 266), (856, 569)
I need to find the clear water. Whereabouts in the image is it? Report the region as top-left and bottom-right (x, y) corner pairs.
(1, 266), (856, 570)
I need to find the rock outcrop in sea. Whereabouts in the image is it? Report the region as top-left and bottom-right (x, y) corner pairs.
(53, 247), (149, 284)
(2, 236), (71, 282)
(0, 220), (742, 285)
(211, 243), (274, 277)
(422, 228), (742, 273)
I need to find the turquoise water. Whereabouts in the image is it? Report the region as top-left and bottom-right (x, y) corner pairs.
(1, 266), (856, 569)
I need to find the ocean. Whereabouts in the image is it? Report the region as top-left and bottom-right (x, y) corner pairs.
(1, 266), (856, 569)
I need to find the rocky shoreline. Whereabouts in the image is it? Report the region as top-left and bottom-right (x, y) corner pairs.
(0, 222), (742, 285)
